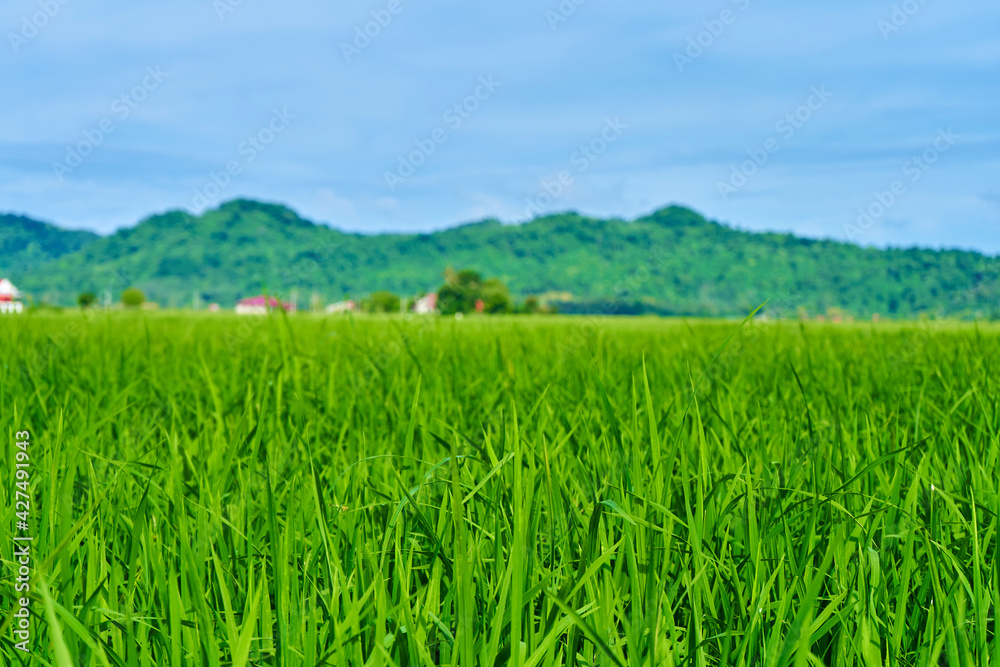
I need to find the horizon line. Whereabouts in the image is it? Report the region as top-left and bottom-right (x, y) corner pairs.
(3, 196), (997, 258)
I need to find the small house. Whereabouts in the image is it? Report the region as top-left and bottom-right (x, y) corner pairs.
(235, 295), (292, 315)
(0, 279), (24, 314)
(412, 293), (438, 314)
(325, 300), (357, 314)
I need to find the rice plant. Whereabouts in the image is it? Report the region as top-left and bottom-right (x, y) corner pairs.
(0, 312), (997, 666)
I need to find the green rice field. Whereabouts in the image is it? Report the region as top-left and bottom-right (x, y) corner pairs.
(1, 312), (998, 666)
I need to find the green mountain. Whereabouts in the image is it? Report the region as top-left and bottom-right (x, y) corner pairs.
(10, 199), (1000, 317)
(0, 214), (99, 279)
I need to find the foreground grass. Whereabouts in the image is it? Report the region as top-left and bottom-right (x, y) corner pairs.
(0, 312), (997, 666)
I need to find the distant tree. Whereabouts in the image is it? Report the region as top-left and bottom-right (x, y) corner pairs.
(481, 278), (512, 313)
(77, 292), (98, 309)
(436, 283), (470, 315)
(515, 295), (557, 314)
(455, 269), (482, 290)
(518, 296), (542, 314)
(365, 291), (400, 313)
(121, 287), (145, 309)
(437, 268), (487, 314)
(436, 269), (517, 315)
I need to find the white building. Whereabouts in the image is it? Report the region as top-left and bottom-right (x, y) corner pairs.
(235, 295), (292, 315)
(412, 293), (438, 314)
(0, 279), (24, 314)
(325, 300), (357, 314)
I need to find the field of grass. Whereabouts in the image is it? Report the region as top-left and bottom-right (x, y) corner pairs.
(1, 312), (998, 666)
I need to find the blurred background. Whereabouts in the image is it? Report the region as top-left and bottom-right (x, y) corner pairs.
(2, 0), (998, 250)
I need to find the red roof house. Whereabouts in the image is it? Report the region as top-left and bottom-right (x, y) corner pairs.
(0, 279), (24, 314)
(235, 295), (292, 314)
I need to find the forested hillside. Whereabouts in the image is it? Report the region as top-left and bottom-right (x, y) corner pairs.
(0, 214), (99, 278)
(6, 199), (998, 317)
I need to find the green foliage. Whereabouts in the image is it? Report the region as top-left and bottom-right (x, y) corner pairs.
(481, 277), (512, 314)
(0, 213), (98, 277)
(436, 282), (470, 315)
(516, 295), (554, 314)
(8, 199), (1000, 317)
(436, 268), (484, 315)
(121, 287), (145, 308)
(25, 298), (63, 313)
(454, 268), (482, 288)
(363, 290), (400, 313)
(1, 314), (998, 665)
(77, 292), (97, 309)
(437, 268), (513, 314)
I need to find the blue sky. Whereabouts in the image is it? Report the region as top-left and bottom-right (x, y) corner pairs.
(2, 0), (998, 251)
